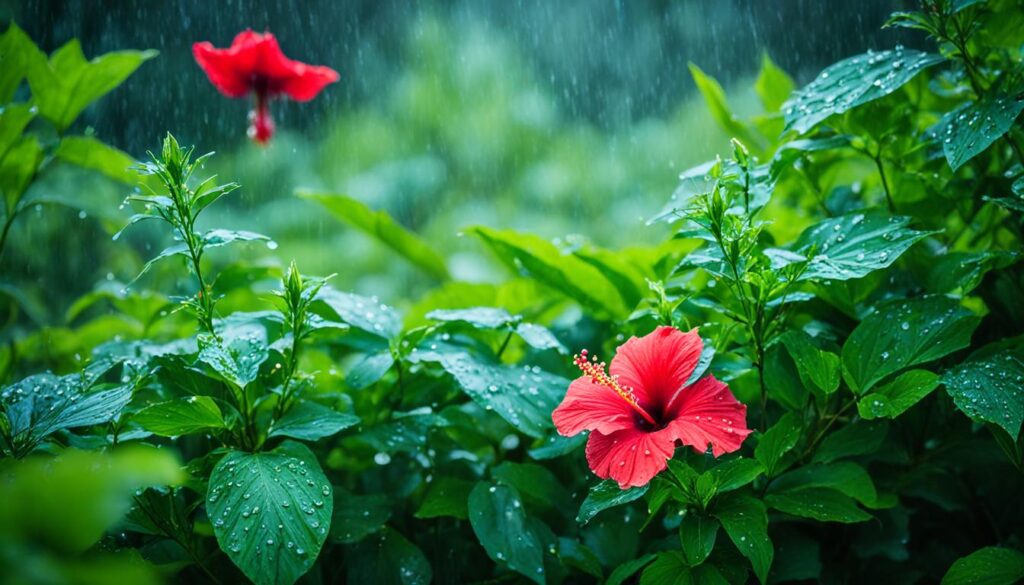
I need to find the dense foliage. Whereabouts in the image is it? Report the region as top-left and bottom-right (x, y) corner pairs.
(2, 1), (1024, 584)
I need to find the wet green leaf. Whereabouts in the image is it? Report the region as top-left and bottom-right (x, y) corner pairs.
(346, 527), (432, 585)
(765, 487), (872, 523)
(268, 400), (359, 441)
(858, 369), (940, 420)
(329, 489), (391, 544)
(712, 492), (772, 584)
(679, 513), (719, 566)
(933, 94), (1024, 171)
(131, 396), (224, 436)
(415, 476), (474, 520)
(469, 481), (546, 584)
(942, 546), (1024, 585)
(779, 330), (840, 394)
(754, 412), (802, 477)
(944, 348), (1024, 440)
(577, 480), (648, 525)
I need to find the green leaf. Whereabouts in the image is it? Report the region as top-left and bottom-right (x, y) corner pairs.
(468, 481), (546, 584)
(26, 39), (156, 132)
(493, 462), (573, 513)
(754, 412), (801, 477)
(933, 94), (1024, 171)
(942, 547), (1024, 585)
(811, 420), (888, 464)
(131, 396), (224, 437)
(1, 135), (43, 210)
(944, 348), (1024, 440)
(203, 229), (270, 249)
(842, 295), (980, 393)
(924, 251), (1019, 294)
(197, 332), (269, 390)
(206, 441), (333, 585)
(765, 487), (872, 523)
(706, 457), (764, 492)
(329, 489), (391, 544)
(316, 287), (403, 339)
(577, 480), (648, 525)
(779, 331), (840, 394)
(768, 462), (877, 506)
(411, 349), (567, 438)
(345, 527), (432, 585)
(415, 476), (474, 520)
(55, 136), (141, 185)
(606, 554), (658, 585)
(689, 63), (763, 150)
(427, 307), (566, 353)
(0, 23), (35, 102)
(298, 190), (449, 280)
(558, 537), (603, 579)
(794, 213), (937, 282)
(754, 52), (795, 113)
(528, 433), (586, 460)
(345, 351), (395, 390)
(783, 47), (943, 133)
(858, 369), (940, 420)
(469, 226), (629, 319)
(639, 551), (693, 585)
(679, 513), (719, 566)
(0, 104), (36, 163)
(268, 400), (360, 441)
(712, 492), (772, 584)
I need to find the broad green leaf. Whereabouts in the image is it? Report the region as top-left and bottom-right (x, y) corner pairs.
(427, 307), (566, 353)
(712, 492), (772, 584)
(769, 135), (852, 180)
(316, 287), (402, 339)
(783, 47), (943, 133)
(858, 369), (940, 420)
(768, 462), (877, 506)
(765, 487), (872, 523)
(0, 446), (182, 553)
(842, 295), (980, 393)
(268, 400), (360, 441)
(0, 23), (35, 102)
(606, 554), (658, 585)
(558, 537), (603, 579)
(754, 412), (801, 477)
(206, 441), (333, 585)
(203, 229), (270, 249)
(411, 349), (566, 438)
(779, 331), (840, 394)
(298, 190), (449, 280)
(0, 104), (36, 162)
(639, 551), (692, 585)
(358, 409), (447, 455)
(329, 489), (391, 543)
(944, 348), (1024, 440)
(528, 433), (586, 460)
(469, 226), (629, 319)
(26, 39), (156, 132)
(924, 251), (1018, 294)
(55, 136), (140, 185)
(577, 480), (648, 525)
(130, 243), (189, 284)
(754, 52), (795, 113)
(131, 396), (224, 437)
(1, 135), (43, 210)
(345, 351), (395, 389)
(197, 331), (269, 390)
(2, 372), (132, 452)
(706, 457), (764, 492)
(345, 527), (432, 585)
(942, 547), (1024, 585)
(811, 420), (888, 464)
(794, 213), (937, 282)
(933, 94), (1024, 171)
(689, 63), (763, 150)
(468, 481), (546, 584)
(415, 476), (474, 520)
(515, 322), (567, 353)
(493, 462), (573, 513)
(679, 513), (719, 566)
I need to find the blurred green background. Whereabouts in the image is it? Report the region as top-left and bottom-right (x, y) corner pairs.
(0, 0), (916, 311)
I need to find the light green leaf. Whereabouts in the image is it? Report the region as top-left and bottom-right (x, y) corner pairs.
(197, 332), (269, 390)
(765, 487), (872, 523)
(345, 527), (432, 585)
(206, 441), (333, 585)
(345, 351), (395, 390)
(783, 48), (943, 133)
(468, 481), (546, 584)
(131, 396), (224, 437)
(689, 63), (763, 150)
(942, 547), (1024, 585)
(26, 39), (156, 132)
(0, 23), (36, 102)
(779, 330), (840, 394)
(1, 135), (43, 210)
(944, 348), (1024, 440)
(933, 94), (1024, 171)
(316, 287), (403, 339)
(712, 492), (772, 584)
(679, 514), (719, 566)
(203, 229), (270, 249)
(298, 189), (449, 280)
(842, 295), (980, 393)
(55, 135), (140, 185)
(268, 400), (360, 441)
(427, 307), (567, 353)
(794, 213), (937, 282)
(754, 412), (801, 477)
(0, 104), (36, 162)
(858, 369), (940, 420)
(577, 480), (648, 525)
(754, 52), (795, 113)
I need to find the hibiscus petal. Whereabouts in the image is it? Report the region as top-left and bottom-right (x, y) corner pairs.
(610, 326), (702, 410)
(278, 64), (341, 102)
(585, 427), (677, 489)
(662, 375), (752, 457)
(552, 376), (636, 437)
(192, 41), (254, 98)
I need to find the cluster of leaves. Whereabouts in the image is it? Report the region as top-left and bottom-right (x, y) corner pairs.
(2, 1), (1024, 584)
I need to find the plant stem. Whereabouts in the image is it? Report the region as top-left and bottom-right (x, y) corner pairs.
(874, 155), (896, 213)
(495, 329), (514, 360)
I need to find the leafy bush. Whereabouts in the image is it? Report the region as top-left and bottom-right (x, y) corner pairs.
(2, 1), (1024, 584)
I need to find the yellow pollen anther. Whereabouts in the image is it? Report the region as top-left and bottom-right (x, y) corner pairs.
(574, 349), (656, 425)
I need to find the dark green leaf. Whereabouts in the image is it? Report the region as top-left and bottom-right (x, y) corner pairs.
(942, 546), (1024, 585)
(707, 457), (764, 492)
(842, 295), (980, 393)
(858, 369), (940, 419)
(766, 487), (872, 523)
(415, 476), (474, 520)
(679, 513), (719, 566)
(944, 348), (1024, 440)
(924, 251), (1018, 294)
(779, 331), (840, 394)
(268, 400), (359, 441)
(639, 551), (694, 585)
(345, 351), (395, 390)
(754, 412), (801, 477)
(577, 480), (648, 525)
(131, 396), (224, 437)
(933, 94), (1024, 171)
(712, 492), (772, 584)
(769, 462), (877, 506)
(528, 433), (586, 460)
(345, 527), (432, 585)
(493, 462), (573, 513)
(206, 441), (333, 585)
(811, 420), (888, 464)
(606, 554), (657, 585)
(330, 489), (391, 544)
(783, 48), (943, 133)
(468, 481), (546, 584)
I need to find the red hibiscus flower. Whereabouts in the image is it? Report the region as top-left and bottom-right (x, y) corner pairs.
(553, 326), (751, 489)
(192, 30), (339, 144)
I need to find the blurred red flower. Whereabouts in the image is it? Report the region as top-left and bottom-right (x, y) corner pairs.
(193, 30), (339, 144)
(553, 326), (751, 489)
